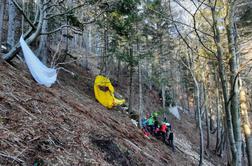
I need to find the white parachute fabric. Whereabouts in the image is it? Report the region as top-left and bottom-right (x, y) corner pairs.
(169, 106), (181, 120)
(20, 36), (57, 87)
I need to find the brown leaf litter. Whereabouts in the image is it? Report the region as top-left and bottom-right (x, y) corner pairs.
(0, 62), (220, 166)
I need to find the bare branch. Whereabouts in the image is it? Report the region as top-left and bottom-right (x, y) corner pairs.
(173, 0), (194, 17)
(191, 0), (212, 27)
(45, 6), (83, 19)
(41, 5), (109, 36)
(40, 25), (81, 35)
(44, 1), (98, 20)
(192, 0), (216, 55)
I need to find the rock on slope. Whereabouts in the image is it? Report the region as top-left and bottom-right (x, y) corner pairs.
(0, 61), (215, 166)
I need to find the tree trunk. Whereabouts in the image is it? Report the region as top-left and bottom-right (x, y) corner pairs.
(138, 61), (143, 127)
(204, 84), (210, 149)
(162, 85), (166, 109)
(190, 70), (203, 166)
(240, 88), (252, 166)
(219, 93), (226, 157)
(226, 2), (242, 165)
(148, 63), (153, 90)
(7, 0), (16, 49)
(128, 48), (134, 113)
(137, 36), (143, 128)
(95, 33), (100, 55)
(194, 88), (199, 126)
(215, 86), (221, 152)
(82, 30), (88, 68)
(88, 26), (92, 64)
(74, 34), (77, 49)
(0, 0), (6, 49)
(159, 35), (166, 111)
(195, 81), (204, 166)
(65, 17), (69, 53)
(186, 77), (190, 111)
(102, 27), (108, 74)
(38, 5), (48, 64)
(21, 0), (24, 34)
(117, 59), (121, 80)
(211, 6), (237, 165)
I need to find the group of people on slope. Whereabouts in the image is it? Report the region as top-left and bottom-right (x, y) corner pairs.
(141, 113), (175, 152)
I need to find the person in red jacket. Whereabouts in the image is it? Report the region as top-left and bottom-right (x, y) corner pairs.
(159, 122), (168, 142)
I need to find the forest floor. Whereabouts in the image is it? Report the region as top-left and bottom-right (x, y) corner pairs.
(0, 58), (226, 166)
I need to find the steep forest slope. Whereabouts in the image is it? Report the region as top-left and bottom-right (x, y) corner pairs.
(0, 59), (225, 166)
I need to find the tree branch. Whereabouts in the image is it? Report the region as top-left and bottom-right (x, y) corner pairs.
(40, 25), (81, 35)
(192, 0), (216, 55)
(148, 6), (214, 38)
(11, 0), (36, 30)
(191, 0), (212, 27)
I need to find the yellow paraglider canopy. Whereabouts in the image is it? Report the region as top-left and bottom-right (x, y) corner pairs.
(94, 75), (125, 109)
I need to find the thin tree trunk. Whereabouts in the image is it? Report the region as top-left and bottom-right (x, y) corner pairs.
(128, 47), (134, 113)
(240, 88), (252, 166)
(195, 81), (204, 166)
(65, 16), (69, 54)
(102, 26), (108, 74)
(138, 60), (143, 127)
(219, 92), (226, 157)
(117, 59), (121, 81)
(21, 0), (24, 34)
(74, 34), (77, 49)
(0, 0), (6, 49)
(210, 108), (215, 132)
(87, 29), (92, 47)
(148, 63), (153, 90)
(194, 88), (199, 126)
(189, 70), (203, 166)
(162, 85), (166, 109)
(215, 86), (221, 152)
(159, 34), (166, 111)
(7, 0), (16, 49)
(38, 5), (48, 64)
(186, 77), (190, 111)
(137, 36), (143, 128)
(220, 127), (225, 157)
(95, 33), (99, 55)
(204, 84), (210, 149)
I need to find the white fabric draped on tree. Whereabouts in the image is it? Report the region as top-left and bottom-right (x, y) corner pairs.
(20, 36), (57, 87)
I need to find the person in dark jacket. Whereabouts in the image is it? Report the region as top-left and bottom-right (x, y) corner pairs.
(168, 129), (175, 152)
